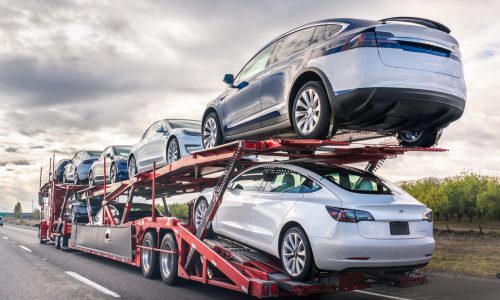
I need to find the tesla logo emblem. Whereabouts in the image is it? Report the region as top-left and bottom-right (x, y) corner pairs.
(399, 210), (404, 214)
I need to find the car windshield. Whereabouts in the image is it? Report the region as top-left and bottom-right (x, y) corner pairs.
(113, 146), (131, 157)
(88, 151), (101, 157)
(302, 163), (393, 194)
(168, 120), (201, 130)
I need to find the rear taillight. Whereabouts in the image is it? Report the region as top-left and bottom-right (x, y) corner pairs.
(345, 30), (397, 50)
(422, 209), (433, 222)
(326, 206), (375, 222)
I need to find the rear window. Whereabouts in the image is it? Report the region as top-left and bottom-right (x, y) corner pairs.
(303, 164), (393, 194)
(168, 120), (200, 130)
(88, 151), (101, 157)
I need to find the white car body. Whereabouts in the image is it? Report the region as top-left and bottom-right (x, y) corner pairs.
(194, 162), (434, 272)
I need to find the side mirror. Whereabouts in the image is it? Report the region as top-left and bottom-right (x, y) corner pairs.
(156, 127), (166, 134)
(106, 153), (113, 159)
(223, 74), (234, 85)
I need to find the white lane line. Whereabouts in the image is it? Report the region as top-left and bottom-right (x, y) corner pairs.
(354, 290), (413, 300)
(65, 271), (120, 298)
(3, 236), (8, 240)
(19, 245), (32, 252)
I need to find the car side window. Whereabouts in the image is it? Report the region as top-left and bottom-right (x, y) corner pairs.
(100, 147), (110, 159)
(272, 27), (316, 63)
(325, 24), (343, 39)
(142, 121), (158, 139)
(231, 168), (265, 192)
(236, 41), (277, 83)
(310, 25), (326, 45)
(261, 167), (321, 193)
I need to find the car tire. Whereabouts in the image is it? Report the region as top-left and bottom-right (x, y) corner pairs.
(193, 198), (209, 231)
(292, 81), (331, 140)
(88, 171), (94, 187)
(167, 137), (181, 164)
(280, 226), (314, 281)
(141, 232), (160, 279)
(398, 129), (441, 147)
(128, 156), (138, 179)
(60, 236), (68, 250)
(202, 112), (223, 149)
(110, 164), (117, 183)
(74, 170), (80, 185)
(54, 235), (61, 249)
(159, 233), (179, 286)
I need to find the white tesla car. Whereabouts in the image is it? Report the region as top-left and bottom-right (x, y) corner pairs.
(193, 162), (434, 280)
(128, 119), (202, 177)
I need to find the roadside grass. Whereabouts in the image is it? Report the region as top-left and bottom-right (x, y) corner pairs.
(426, 230), (500, 278)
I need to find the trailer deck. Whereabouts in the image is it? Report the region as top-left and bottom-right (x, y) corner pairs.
(38, 139), (444, 298)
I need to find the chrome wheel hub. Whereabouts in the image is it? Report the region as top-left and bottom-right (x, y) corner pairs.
(195, 202), (208, 230)
(203, 118), (217, 148)
(142, 240), (152, 271)
(160, 242), (173, 277)
(128, 158), (137, 177)
(295, 88), (320, 134)
(110, 167), (116, 183)
(282, 232), (306, 276)
(167, 140), (179, 163)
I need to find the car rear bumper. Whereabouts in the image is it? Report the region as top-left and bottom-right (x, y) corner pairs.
(310, 235), (435, 271)
(334, 87), (465, 131)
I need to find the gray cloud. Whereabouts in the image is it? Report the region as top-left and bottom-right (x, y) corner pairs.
(5, 146), (18, 153)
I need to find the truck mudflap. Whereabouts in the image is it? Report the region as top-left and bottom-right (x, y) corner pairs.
(71, 223), (133, 260)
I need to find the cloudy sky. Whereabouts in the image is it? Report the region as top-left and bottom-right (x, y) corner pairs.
(0, 0), (499, 213)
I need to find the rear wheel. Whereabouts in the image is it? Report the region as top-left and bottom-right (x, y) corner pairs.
(280, 227), (313, 281)
(292, 81), (331, 140)
(88, 171), (94, 187)
(159, 233), (179, 285)
(60, 236), (68, 250)
(54, 235), (61, 249)
(194, 198), (209, 230)
(128, 156), (138, 178)
(110, 164), (117, 183)
(202, 112), (223, 149)
(398, 129), (441, 147)
(141, 232), (160, 278)
(167, 137), (181, 164)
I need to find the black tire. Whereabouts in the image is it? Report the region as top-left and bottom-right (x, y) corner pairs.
(110, 164), (118, 183)
(60, 236), (68, 250)
(159, 233), (179, 285)
(128, 156), (138, 179)
(280, 227), (314, 281)
(202, 112), (223, 149)
(193, 198), (209, 231)
(141, 232), (160, 279)
(167, 137), (181, 164)
(88, 171), (94, 187)
(54, 235), (61, 249)
(291, 81), (331, 139)
(398, 129), (440, 147)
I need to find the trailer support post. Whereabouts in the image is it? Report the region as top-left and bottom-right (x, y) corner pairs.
(152, 161), (156, 222)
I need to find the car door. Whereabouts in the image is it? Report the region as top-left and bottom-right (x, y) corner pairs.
(249, 167), (321, 250)
(94, 147), (109, 182)
(68, 152), (81, 181)
(260, 27), (317, 126)
(145, 120), (170, 168)
(214, 167), (265, 240)
(136, 121), (161, 171)
(221, 41), (278, 136)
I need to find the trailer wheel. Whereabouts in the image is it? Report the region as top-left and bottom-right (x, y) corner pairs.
(60, 236), (68, 250)
(159, 233), (178, 286)
(54, 235), (61, 249)
(141, 232), (160, 278)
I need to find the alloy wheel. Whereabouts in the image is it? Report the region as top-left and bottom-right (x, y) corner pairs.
(160, 241), (174, 278)
(88, 172), (94, 187)
(142, 239), (152, 272)
(281, 232), (307, 277)
(294, 88), (321, 134)
(167, 139), (180, 163)
(110, 165), (116, 183)
(203, 117), (218, 148)
(194, 201), (208, 230)
(128, 157), (137, 178)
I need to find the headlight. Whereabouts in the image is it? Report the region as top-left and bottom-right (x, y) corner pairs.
(182, 130), (201, 136)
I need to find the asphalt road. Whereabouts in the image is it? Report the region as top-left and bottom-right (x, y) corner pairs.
(1, 224), (499, 300)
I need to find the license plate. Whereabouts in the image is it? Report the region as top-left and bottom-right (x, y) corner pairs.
(390, 222), (410, 235)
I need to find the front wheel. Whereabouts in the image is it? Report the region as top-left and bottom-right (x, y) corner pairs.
(128, 156), (138, 179)
(280, 227), (314, 281)
(159, 233), (179, 285)
(202, 112), (223, 149)
(110, 164), (117, 183)
(292, 81), (331, 139)
(88, 171), (94, 187)
(167, 137), (181, 164)
(398, 129), (441, 147)
(193, 198), (209, 230)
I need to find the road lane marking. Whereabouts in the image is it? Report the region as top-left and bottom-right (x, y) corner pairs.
(19, 245), (32, 252)
(3, 236), (8, 240)
(65, 271), (120, 298)
(354, 290), (413, 300)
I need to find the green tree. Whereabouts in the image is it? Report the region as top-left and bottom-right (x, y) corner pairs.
(477, 180), (500, 221)
(32, 208), (41, 220)
(14, 202), (22, 219)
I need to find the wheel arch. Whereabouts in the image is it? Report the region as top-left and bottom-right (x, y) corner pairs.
(287, 68), (336, 127)
(202, 107), (225, 140)
(277, 221), (306, 257)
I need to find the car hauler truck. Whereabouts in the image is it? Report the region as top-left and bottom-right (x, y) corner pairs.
(39, 139), (439, 298)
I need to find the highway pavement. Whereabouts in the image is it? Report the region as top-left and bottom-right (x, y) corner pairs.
(1, 224), (499, 300)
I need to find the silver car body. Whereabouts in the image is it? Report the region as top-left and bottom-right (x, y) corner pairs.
(194, 162), (434, 271)
(129, 119), (202, 175)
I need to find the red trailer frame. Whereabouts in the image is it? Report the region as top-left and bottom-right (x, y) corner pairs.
(39, 139), (440, 297)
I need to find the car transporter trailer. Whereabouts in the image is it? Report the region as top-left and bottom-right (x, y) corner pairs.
(38, 138), (442, 298)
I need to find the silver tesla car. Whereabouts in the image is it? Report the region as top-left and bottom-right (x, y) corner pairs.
(128, 119), (202, 177)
